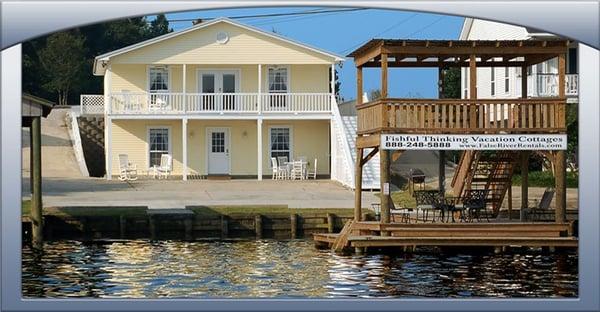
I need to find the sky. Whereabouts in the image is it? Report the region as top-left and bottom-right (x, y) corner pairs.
(157, 7), (465, 101)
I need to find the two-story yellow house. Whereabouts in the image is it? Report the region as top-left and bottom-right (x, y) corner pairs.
(81, 17), (352, 181)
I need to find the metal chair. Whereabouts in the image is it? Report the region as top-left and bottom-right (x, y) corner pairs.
(413, 190), (441, 222)
(527, 188), (555, 221)
(458, 189), (490, 222)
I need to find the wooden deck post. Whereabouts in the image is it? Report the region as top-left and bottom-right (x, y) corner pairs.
(469, 54), (477, 128)
(290, 213), (298, 239)
(520, 151), (529, 221)
(354, 65), (364, 222)
(555, 52), (567, 223)
(521, 64), (528, 98)
(31, 116), (43, 249)
(438, 66), (445, 195)
(507, 183), (513, 220)
(379, 53), (391, 232)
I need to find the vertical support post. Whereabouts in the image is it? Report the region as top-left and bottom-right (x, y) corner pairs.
(119, 215), (126, 238)
(381, 53), (388, 98)
(380, 53), (391, 231)
(255, 215), (263, 239)
(507, 183), (513, 220)
(182, 64), (187, 112)
(438, 66), (445, 195)
(105, 117), (112, 180)
(30, 116), (43, 249)
(555, 51), (567, 224)
(29, 129), (34, 193)
(182, 118), (188, 180)
(354, 65), (363, 222)
(290, 214), (298, 239)
(257, 119), (263, 180)
(521, 64), (528, 98)
(520, 151), (529, 221)
(257, 64), (262, 115)
(327, 213), (335, 233)
(355, 148), (363, 222)
(330, 64), (336, 102)
(469, 54), (477, 128)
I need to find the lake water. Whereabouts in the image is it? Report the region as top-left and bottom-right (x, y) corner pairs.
(22, 239), (578, 298)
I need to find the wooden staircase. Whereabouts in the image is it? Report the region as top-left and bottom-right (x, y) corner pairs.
(451, 151), (519, 217)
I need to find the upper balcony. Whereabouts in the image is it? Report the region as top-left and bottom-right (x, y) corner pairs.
(528, 73), (578, 97)
(348, 39), (570, 146)
(81, 92), (332, 118)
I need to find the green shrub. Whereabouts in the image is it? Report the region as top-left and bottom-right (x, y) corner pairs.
(512, 171), (578, 188)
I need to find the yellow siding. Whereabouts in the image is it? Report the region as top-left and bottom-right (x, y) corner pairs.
(111, 23), (335, 65)
(110, 119), (330, 176)
(109, 64), (330, 93)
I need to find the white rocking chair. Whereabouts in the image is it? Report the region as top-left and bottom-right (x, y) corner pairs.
(118, 154), (138, 181)
(307, 158), (318, 179)
(156, 154), (172, 179)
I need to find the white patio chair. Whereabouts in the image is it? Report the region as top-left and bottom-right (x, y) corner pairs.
(271, 157), (279, 180)
(118, 154), (138, 181)
(307, 158), (318, 179)
(290, 160), (304, 180)
(156, 154), (172, 179)
(276, 156), (289, 179)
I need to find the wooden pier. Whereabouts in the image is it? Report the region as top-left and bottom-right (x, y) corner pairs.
(314, 221), (578, 252)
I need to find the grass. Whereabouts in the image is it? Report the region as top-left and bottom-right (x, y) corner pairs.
(188, 205), (356, 218)
(21, 200), (148, 217)
(22, 200), (31, 216)
(512, 171), (578, 188)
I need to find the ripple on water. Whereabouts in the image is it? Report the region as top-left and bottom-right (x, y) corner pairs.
(22, 240), (578, 298)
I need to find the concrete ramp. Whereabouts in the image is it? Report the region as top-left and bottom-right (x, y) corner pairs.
(22, 108), (83, 178)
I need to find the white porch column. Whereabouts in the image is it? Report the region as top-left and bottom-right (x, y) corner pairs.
(105, 117), (112, 180)
(330, 64), (336, 104)
(182, 118), (188, 181)
(257, 118), (263, 180)
(257, 64), (262, 114)
(182, 64), (187, 112)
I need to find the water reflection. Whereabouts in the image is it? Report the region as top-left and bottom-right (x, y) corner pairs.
(22, 240), (578, 298)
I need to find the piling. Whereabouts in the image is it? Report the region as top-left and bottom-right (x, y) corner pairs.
(220, 215), (228, 239)
(30, 116), (43, 249)
(327, 213), (335, 233)
(119, 215), (126, 238)
(184, 217), (193, 240)
(255, 215), (263, 239)
(290, 214), (298, 239)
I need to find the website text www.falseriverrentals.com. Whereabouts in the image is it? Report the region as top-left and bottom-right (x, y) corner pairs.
(381, 134), (567, 150)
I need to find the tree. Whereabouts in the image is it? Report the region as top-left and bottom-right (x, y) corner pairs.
(441, 67), (461, 99)
(368, 89), (382, 101)
(38, 31), (87, 106)
(149, 14), (172, 38)
(329, 66), (343, 101)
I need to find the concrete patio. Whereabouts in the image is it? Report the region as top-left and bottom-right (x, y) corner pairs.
(21, 177), (380, 209)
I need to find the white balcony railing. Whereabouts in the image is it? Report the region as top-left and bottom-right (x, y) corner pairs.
(527, 73), (578, 97)
(81, 92), (332, 116)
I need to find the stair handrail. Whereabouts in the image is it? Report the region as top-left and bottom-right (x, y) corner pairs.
(330, 98), (355, 188)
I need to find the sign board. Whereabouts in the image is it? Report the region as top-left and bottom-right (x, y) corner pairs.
(381, 134), (567, 150)
(382, 183), (390, 195)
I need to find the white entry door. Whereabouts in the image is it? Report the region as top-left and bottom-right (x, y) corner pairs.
(207, 128), (230, 175)
(198, 70), (239, 111)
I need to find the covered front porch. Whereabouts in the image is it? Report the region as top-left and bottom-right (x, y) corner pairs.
(107, 117), (332, 181)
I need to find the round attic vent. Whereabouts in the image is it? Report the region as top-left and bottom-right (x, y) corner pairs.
(216, 31), (229, 44)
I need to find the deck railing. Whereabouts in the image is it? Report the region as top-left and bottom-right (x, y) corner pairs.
(527, 73), (578, 97)
(81, 92), (332, 115)
(356, 98), (567, 134)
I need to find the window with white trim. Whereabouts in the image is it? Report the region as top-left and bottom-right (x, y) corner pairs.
(149, 66), (169, 93)
(504, 67), (510, 93)
(269, 127), (291, 162)
(268, 67), (288, 93)
(148, 128), (170, 167)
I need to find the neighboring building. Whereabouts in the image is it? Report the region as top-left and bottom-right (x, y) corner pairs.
(81, 18), (355, 182)
(460, 18), (578, 103)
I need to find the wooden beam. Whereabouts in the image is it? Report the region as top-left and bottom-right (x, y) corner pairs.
(520, 151), (529, 221)
(555, 151), (567, 223)
(558, 53), (566, 97)
(356, 134), (380, 148)
(469, 54), (477, 128)
(381, 53), (388, 98)
(355, 43), (383, 67)
(360, 147), (380, 166)
(391, 150), (404, 162)
(382, 45), (568, 56)
(31, 116), (43, 249)
(356, 66), (363, 105)
(361, 61), (529, 68)
(354, 148), (364, 221)
(521, 64), (528, 98)
(380, 148), (391, 230)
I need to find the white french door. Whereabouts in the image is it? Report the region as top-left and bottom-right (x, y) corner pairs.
(198, 70), (239, 111)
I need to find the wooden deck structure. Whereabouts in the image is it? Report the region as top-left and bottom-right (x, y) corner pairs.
(314, 39), (574, 252)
